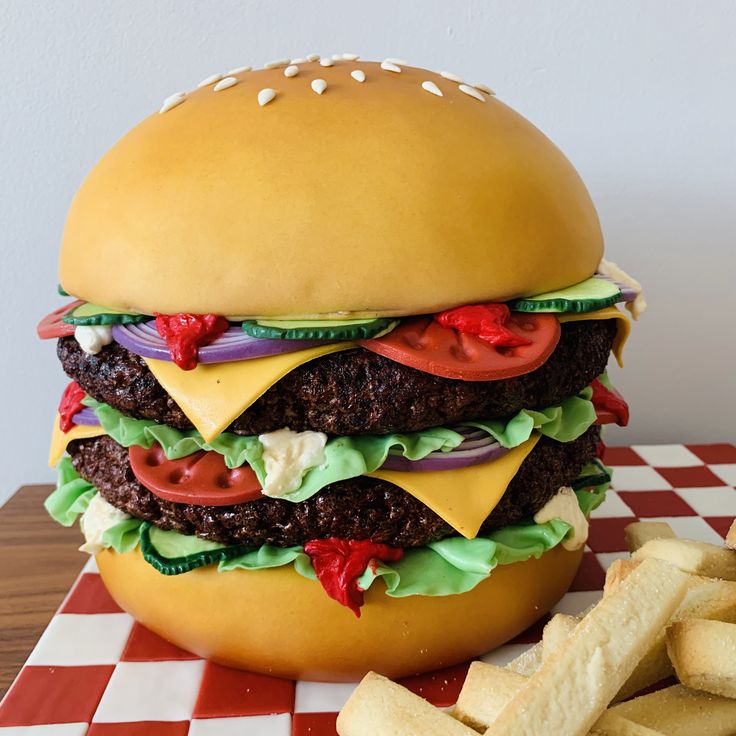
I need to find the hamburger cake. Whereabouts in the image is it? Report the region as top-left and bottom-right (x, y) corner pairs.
(37, 55), (646, 681)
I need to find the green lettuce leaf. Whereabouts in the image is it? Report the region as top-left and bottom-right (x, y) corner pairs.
(44, 456), (97, 526)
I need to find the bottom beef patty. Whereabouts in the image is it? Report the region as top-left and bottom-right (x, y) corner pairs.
(69, 427), (601, 548)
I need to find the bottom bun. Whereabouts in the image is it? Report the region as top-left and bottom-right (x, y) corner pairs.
(97, 544), (583, 681)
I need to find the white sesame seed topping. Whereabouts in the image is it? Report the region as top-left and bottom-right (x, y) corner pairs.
(440, 71), (463, 83)
(459, 84), (486, 102)
(284, 65), (299, 77)
(258, 88), (277, 106)
(290, 58), (307, 64)
(331, 54), (342, 61)
(474, 82), (495, 95)
(264, 58), (290, 69)
(319, 58), (334, 67)
(380, 61), (401, 73)
(421, 80), (443, 97)
(159, 92), (186, 114)
(342, 53), (359, 61)
(197, 74), (223, 88)
(213, 76), (238, 92)
(350, 69), (366, 83)
(306, 54), (320, 62)
(227, 66), (252, 75)
(384, 57), (408, 66)
(311, 78), (327, 95)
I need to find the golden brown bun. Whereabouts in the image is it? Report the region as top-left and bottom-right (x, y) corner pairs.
(60, 60), (602, 318)
(96, 544), (582, 681)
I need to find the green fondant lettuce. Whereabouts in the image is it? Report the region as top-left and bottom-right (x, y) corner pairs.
(44, 456), (97, 526)
(83, 386), (598, 503)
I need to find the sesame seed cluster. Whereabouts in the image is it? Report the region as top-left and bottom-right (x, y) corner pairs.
(158, 55), (495, 113)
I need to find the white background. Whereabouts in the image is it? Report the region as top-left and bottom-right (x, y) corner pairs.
(1, 1), (735, 504)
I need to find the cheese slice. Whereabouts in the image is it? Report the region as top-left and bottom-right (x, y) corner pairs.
(559, 306), (630, 367)
(368, 436), (539, 539)
(144, 343), (354, 443)
(48, 413), (106, 467)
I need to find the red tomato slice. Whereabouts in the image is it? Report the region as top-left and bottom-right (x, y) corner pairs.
(357, 313), (560, 381)
(37, 300), (84, 339)
(129, 444), (263, 506)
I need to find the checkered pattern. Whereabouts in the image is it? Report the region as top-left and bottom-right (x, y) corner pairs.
(2, 444), (733, 735)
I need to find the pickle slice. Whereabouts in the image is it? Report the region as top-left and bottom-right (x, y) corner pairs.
(509, 277), (622, 314)
(242, 317), (398, 340)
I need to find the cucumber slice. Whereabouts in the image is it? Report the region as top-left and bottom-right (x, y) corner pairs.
(140, 523), (253, 575)
(571, 459), (611, 490)
(242, 316), (398, 341)
(57, 284), (70, 296)
(62, 301), (149, 326)
(509, 277), (622, 314)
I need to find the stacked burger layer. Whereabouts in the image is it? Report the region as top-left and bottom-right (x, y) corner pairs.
(38, 56), (644, 681)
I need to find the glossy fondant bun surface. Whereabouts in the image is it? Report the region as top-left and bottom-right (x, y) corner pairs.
(60, 60), (603, 318)
(96, 544), (583, 681)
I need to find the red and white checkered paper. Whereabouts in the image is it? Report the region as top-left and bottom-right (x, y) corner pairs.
(2, 443), (735, 736)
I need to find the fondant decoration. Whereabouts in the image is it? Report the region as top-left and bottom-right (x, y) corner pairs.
(129, 443), (263, 506)
(435, 303), (533, 347)
(37, 301), (82, 339)
(358, 313), (560, 381)
(62, 301), (148, 326)
(557, 307), (630, 367)
(114, 321), (328, 364)
(590, 377), (630, 427)
(241, 316), (396, 341)
(304, 538), (404, 616)
(509, 276), (622, 313)
(154, 313), (230, 370)
(58, 381), (86, 432)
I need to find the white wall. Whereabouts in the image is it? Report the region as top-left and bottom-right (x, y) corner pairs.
(2, 1), (735, 505)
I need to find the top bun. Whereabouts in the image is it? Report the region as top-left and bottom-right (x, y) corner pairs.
(59, 58), (603, 318)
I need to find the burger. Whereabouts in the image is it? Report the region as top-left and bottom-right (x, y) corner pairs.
(38, 56), (645, 682)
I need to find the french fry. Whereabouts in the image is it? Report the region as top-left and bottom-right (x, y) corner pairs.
(590, 712), (667, 736)
(624, 521), (676, 553)
(504, 641), (542, 676)
(336, 671), (475, 736)
(479, 559), (689, 736)
(610, 684), (736, 736)
(541, 613), (579, 659)
(632, 538), (736, 580)
(666, 619), (736, 698)
(604, 558), (641, 594)
(616, 578), (736, 701)
(726, 518), (736, 550)
(452, 662), (526, 731)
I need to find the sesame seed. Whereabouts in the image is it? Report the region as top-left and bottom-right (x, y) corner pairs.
(459, 84), (486, 102)
(258, 88), (277, 106)
(342, 53), (359, 61)
(351, 69), (366, 83)
(331, 54), (342, 61)
(159, 92), (186, 114)
(290, 57), (307, 64)
(306, 54), (320, 62)
(227, 66), (252, 75)
(311, 78), (327, 95)
(213, 76), (238, 92)
(421, 80), (443, 97)
(440, 71), (463, 83)
(474, 82), (495, 95)
(384, 57), (408, 65)
(284, 65), (299, 77)
(197, 73), (223, 88)
(319, 58), (334, 67)
(380, 61), (401, 73)
(264, 58), (290, 69)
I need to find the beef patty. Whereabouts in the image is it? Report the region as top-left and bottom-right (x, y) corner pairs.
(58, 320), (616, 436)
(69, 427), (601, 548)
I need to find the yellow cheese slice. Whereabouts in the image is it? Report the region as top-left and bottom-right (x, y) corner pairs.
(368, 435), (539, 539)
(144, 343), (354, 443)
(48, 413), (106, 467)
(559, 306), (630, 367)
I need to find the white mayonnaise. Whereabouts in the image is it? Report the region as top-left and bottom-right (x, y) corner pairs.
(74, 325), (113, 355)
(598, 258), (647, 320)
(79, 494), (130, 555)
(258, 428), (328, 497)
(533, 486), (589, 551)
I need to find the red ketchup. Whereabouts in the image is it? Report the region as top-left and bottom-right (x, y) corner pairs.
(435, 303), (532, 347)
(304, 538), (404, 617)
(58, 381), (86, 432)
(154, 313), (230, 370)
(591, 378), (630, 427)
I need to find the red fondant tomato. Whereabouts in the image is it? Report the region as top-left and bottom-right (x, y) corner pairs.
(358, 312), (560, 381)
(37, 301), (83, 339)
(129, 444), (263, 506)
(591, 378), (630, 427)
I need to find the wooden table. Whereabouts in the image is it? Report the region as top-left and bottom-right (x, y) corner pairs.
(0, 485), (86, 699)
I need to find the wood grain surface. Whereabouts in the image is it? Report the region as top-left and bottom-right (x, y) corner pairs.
(0, 485), (86, 699)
